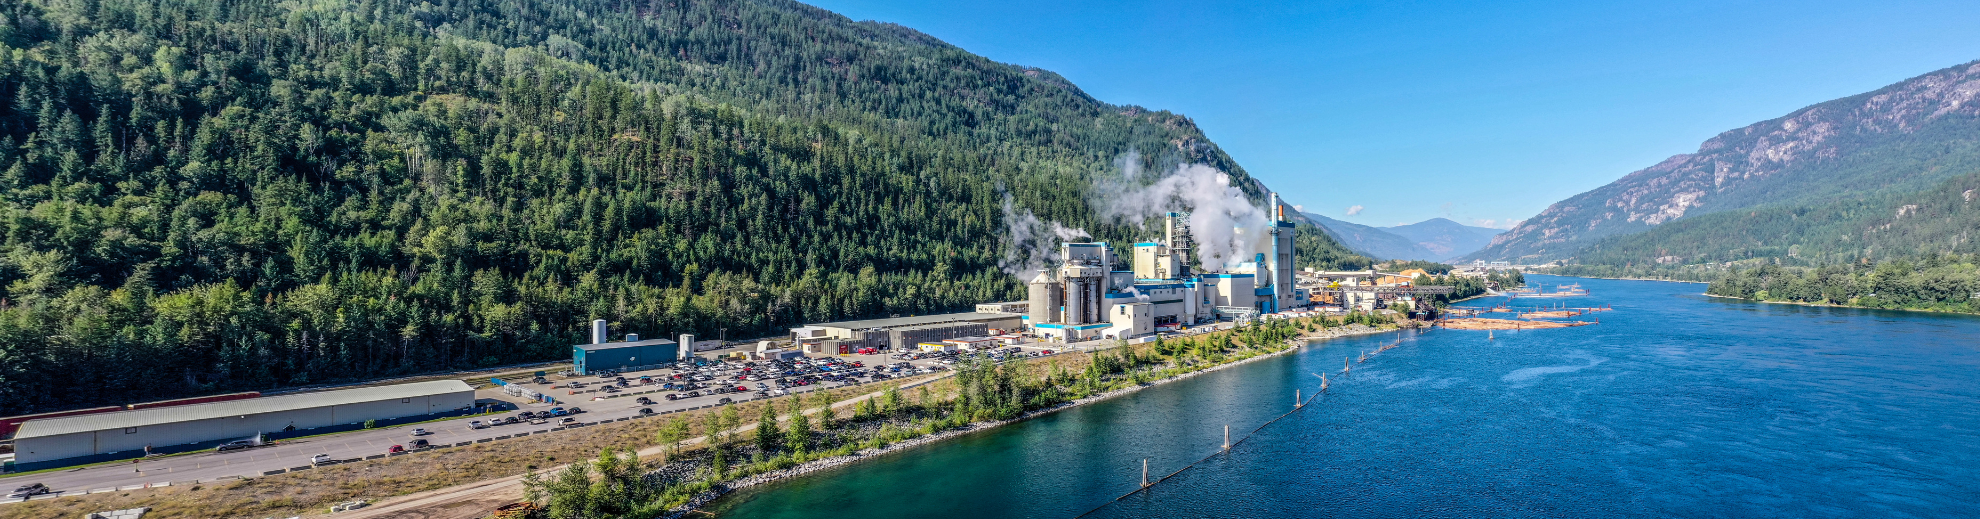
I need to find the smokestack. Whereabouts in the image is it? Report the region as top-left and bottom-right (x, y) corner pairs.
(1269, 192), (1281, 222)
(592, 319), (607, 344)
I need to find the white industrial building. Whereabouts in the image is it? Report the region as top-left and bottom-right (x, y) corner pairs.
(12, 380), (475, 468)
(1025, 193), (1306, 341)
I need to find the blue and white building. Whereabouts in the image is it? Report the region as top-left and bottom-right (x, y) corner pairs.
(1024, 195), (1306, 341)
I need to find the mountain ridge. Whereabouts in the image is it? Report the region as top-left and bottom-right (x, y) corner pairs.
(1384, 218), (1503, 260)
(1297, 213), (1501, 261)
(1468, 60), (1980, 263)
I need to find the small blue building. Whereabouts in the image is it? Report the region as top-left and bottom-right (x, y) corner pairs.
(573, 337), (679, 375)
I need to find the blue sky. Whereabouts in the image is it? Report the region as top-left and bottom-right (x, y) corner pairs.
(805, 0), (1980, 229)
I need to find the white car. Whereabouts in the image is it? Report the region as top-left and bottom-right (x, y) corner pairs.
(410, 428), (431, 436)
(468, 421), (488, 430)
(310, 454), (333, 465)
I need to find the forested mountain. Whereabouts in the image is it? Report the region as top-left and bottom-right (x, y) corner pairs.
(1382, 218), (1500, 260)
(1573, 170), (1980, 267)
(1470, 60), (1980, 262)
(1297, 213), (1500, 261)
(0, 0), (1362, 414)
(1298, 212), (1436, 260)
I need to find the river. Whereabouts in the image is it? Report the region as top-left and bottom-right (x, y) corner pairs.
(705, 275), (1980, 518)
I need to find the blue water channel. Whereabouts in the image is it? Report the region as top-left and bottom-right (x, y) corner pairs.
(705, 275), (1980, 518)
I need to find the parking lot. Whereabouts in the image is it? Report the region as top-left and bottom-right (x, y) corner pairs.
(0, 339), (1117, 501)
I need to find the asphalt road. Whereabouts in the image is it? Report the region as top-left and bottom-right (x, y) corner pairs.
(0, 336), (1143, 501)
(0, 353), (935, 499)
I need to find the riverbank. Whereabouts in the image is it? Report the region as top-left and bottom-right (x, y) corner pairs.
(664, 323), (1401, 518)
(1537, 272), (1711, 283)
(1704, 293), (1980, 316)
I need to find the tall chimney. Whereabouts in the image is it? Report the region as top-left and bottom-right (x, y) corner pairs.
(591, 319), (607, 344)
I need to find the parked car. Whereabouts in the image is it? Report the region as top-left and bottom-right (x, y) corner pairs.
(409, 439), (430, 449)
(410, 428), (431, 436)
(636, 396), (654, 405)
(216, 440), (254, 452)
(8, 483), (50, 500)
(387, 445), (406, 454)
(469, 420), (488, 429)
(559, 417), (577, 424)
(568, 407), (584, 414)
(665, 393), (681, 401)
(518, 411), (537, 419)
(549, 407), (568, 416)
(530, 417), (549, 425)
(638, 407), (655, 416)
(718, 397), (734, 405)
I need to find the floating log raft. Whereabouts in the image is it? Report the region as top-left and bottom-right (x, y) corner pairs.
(1439, 318), (1593, 330)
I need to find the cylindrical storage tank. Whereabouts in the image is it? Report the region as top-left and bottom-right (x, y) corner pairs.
(1183, 284), (1197, 324)
(1065, 279), (1085, 325)
(592, 319), (608, 344)
(1028, 271), (1060, 327)
(1092, 277), (1105, 324)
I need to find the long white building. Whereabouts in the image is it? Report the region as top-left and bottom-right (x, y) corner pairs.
(12, 380), (475, 468)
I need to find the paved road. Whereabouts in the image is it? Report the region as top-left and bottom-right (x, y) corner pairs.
(0, 356), (923, 499)
(0, 336), (1146, 501)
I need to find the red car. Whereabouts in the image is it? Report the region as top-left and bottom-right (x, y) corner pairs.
(387, 444), (405, 454)
(857, 348), (878, 355)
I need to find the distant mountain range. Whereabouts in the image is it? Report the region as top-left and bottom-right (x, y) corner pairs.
(1467, 60), (1980, 265)
(1299, 213), (1503, 261)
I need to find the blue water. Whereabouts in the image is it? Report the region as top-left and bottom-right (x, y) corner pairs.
(706, 276), (1980, 518)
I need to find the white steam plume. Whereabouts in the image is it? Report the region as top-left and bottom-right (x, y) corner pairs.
(1093, 153), (1272, 272)
(997, 194), (1090, 278)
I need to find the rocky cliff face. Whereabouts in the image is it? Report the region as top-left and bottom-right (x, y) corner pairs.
(1471, 60), (1980, 262)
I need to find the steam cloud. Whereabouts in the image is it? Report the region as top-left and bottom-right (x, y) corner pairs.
(1092, 154), (1272, 272)
(997, 194), (1090, 277)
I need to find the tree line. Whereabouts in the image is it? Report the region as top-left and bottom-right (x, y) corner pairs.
(1705, 254), (1980, 314)
(0, 0), (1371, 415)
(523, 314), (1400, 518)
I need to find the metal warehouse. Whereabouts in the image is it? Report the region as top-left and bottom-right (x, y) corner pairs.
(789, 312), (1024, 350)
(11, 380), (475, 468)
(574, 338), (680, 375)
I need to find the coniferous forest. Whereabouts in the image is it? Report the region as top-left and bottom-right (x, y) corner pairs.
(0, 0), (1367, 414)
